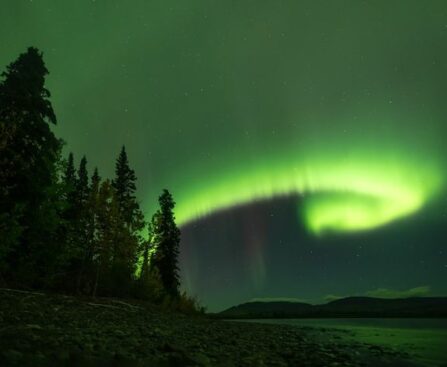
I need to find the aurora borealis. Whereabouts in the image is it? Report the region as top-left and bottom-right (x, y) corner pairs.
(2, 0), (447, 311)
(174, 137), (442, 234)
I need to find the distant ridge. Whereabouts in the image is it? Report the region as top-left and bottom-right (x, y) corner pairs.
(218, 297), (447, 318)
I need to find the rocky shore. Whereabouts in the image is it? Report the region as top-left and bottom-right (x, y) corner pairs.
(0, 289), (419, 366)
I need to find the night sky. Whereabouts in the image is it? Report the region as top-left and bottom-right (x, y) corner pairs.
(2, 0), (447, 311)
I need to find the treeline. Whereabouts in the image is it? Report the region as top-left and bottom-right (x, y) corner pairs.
(0, 48), (197, 310)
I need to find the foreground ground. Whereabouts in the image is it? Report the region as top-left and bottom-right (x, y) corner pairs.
(0, 289), (426, 366)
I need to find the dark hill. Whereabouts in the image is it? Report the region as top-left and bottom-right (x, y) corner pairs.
(219, 297), (447, 318)
(220, 301), (313, 318)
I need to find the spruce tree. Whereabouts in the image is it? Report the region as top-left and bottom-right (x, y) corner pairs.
(139, 214), (158, 285)
(89, 167), (101, 246)
(94, 180), (121, 296)
(87, 167), (101, 295)
(91, 168), (101, 196)
(75, 156), (91, 293)
(0, 47), (60, 207)
(75, 155), (90, 246)
(0, 118), (22, 274)
(92, 179), (111, 296)
(110, 146), (145, 294)
(150, 190), (180, 297)
(0, 47), (62, 283)
(112, 146), (142, 228)
(77, 156), (89, 206)
(57, 152), (78, 281)
(64, 153), (76, 192)
(61, 152), (77, 234)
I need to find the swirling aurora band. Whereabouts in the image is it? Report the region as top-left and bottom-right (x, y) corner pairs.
(167, 147), (442, 235)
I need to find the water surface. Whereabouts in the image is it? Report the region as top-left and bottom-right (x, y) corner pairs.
(240, 318), (447, 366)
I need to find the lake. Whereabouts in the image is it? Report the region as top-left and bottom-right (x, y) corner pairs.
(238, 318), (447, 366)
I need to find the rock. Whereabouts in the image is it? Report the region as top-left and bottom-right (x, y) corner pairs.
(368, 345), (384, 354)
(114, 351), (137, 364)
(159, 342), (186, 354)
(25, 324), (42, 330)
(2, 349), (23, 363)
(54, 348), (70, 360)
(114, 329), (127, 338)
(192, 352), (212, 366)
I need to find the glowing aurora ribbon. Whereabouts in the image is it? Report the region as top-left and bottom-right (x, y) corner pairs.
(172, 151), (442, 234)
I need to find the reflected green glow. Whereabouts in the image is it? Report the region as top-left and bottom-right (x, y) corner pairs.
(167, 126), (442, 234)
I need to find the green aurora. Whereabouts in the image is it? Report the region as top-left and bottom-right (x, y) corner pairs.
(161, 119), (443, 234)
